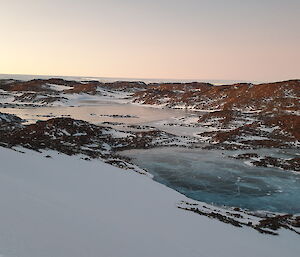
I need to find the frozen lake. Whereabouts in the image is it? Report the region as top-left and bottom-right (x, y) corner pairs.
(0, 102), (191, 126)
(121, 147), (300, 214)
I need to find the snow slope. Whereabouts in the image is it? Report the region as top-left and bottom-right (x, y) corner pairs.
(0, 147), (299, 257)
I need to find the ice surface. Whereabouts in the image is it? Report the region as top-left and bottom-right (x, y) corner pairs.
(121, 147), (300, 214)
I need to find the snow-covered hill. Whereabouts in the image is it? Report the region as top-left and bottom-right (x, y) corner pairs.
(0, 147), (299, 257)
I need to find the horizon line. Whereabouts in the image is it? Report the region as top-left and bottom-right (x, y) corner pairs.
(0, 72), (272, 84)
(1, 72), (299, 85)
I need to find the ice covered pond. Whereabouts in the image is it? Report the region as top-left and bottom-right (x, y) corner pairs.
(0, 102), (192, 127)
(121, 147), (300, 214)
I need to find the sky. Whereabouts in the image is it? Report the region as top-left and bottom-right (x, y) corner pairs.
(0, 0), (299, 82)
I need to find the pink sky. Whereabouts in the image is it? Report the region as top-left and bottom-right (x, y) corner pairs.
(0, 0), (299, 82)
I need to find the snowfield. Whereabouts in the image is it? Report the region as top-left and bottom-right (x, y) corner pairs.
(0, 147), (299, 257)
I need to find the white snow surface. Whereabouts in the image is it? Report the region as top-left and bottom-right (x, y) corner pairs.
(102, 129), (134, 138)
(43, 83), (74, 91)
(51, 91), (132, 107)
(0, 147), (299, 257)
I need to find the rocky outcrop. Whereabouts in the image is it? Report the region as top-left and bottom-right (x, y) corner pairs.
(178, 201), (300, 236)
(134, 80), (299, 151)
(14, 92), (68, 104)
(0, 79), (78, 92)
(198, 112), (299, 150)
(0, 78), (148, 94)
(0, 114), (194, 165)
(134, 80), (300, 112)
(0, 112), (23, 124)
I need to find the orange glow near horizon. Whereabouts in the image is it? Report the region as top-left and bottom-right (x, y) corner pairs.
(0, 0), (299, 82)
